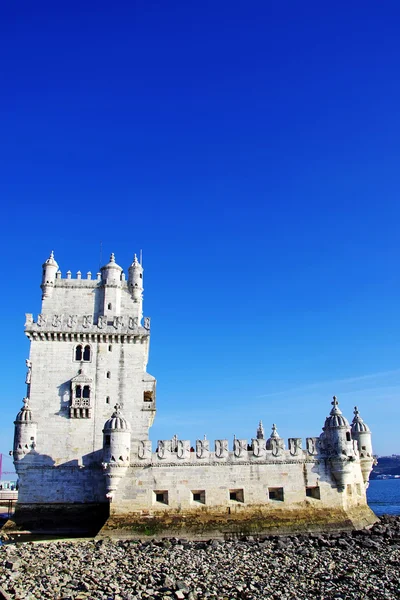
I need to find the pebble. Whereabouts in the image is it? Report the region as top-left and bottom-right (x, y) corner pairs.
(0, 516), (399, 599)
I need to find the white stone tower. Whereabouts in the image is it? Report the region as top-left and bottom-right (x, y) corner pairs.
(15, 251), (156, 505)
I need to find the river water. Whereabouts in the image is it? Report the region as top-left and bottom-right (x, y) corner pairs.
(367, 479), (400, 516)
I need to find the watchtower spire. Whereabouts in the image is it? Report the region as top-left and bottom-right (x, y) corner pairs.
(256, 420), (265, 439)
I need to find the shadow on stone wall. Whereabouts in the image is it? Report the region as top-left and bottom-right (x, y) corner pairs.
(10, 449), (109, 535)
(57, 380), (72, 418)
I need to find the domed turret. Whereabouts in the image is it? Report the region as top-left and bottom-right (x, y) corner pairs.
(41, 251), (59, 299)
(323, 396), (350, 430)
(351, 406), (373, 485)
(266, 424), (284, 454)
(13, 398), (37, 463)
(101, 253), (123, 286)
(322, 396), (355, 491)
(102, 404), (131, 500)
(351, 406), (370, 434)
(128, 254), (143, 303)
(103, 404), (131, 433)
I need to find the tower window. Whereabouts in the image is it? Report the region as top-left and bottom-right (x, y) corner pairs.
(154, 490), (168, 505)
(76, 385), (82, 398)
(108, 345), (112, 352)
(268, 487), (284, 502)
(346, 432), (351, 442)
(108, 303), (112, 310)
(229, 489), (244, 503)
(105, 435), (111, 447)
(306, 486), (321, 500)
(83, 385), (90, 399)
(144, 391), (153, 402)
(192, 490), (206, 504)
(106, 396), (110, 404)
(75, 344), (91, 362)
(106, 371), (111, 379)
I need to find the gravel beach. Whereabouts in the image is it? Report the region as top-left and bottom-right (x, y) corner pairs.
(0, 515), (399, 600)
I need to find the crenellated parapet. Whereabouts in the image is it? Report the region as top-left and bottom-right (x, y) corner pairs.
(128, 434), (325, 465)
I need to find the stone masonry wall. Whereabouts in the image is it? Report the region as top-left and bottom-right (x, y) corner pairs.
(27, 337), (155, 465)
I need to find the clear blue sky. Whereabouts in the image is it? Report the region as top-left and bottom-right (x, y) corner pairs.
(1, 1), (400, 477)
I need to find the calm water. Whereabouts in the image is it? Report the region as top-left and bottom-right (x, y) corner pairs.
(367, 479), (400, 516)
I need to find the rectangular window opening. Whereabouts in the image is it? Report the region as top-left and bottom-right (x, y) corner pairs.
(356, 483), (362, 496)
(306, 486), (321, 500)
(347, 484), (353, 495)
(154, 490), (168, 505)
(268, 487), (284, 502)
(191, 490), (205, 504)
(229, 489), (244, 503)
(144, 391), (153, 402)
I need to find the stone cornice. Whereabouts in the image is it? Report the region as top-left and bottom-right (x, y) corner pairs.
(25, 331), (148, 343)
(17, 458), (321, 471)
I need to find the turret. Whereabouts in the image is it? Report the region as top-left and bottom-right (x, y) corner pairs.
(128, 254), (143, 303)
(321, 396), (356, 491)
(100, 253), (123, 316)
(101, 253), (123, 286)
(41, 251), (58, 299)
(266, 424), (284, 455)
(102, 404), (131, 500)
(256, 420), (265, 440)
(13, 398), (37, 464)
(351, 406), (374, 486)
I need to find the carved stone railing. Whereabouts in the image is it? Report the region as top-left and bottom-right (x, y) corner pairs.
(25, 314), (151, 335)
(131, 436), (325, 464)
(71, 398), (91, 408)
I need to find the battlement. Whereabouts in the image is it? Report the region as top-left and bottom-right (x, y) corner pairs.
(125, 436), (321, 464)
(56, 270), (103, 283)
(53, 272), (130, 286)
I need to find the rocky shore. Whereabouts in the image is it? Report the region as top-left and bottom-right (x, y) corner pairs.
(0, 516), (399, 600)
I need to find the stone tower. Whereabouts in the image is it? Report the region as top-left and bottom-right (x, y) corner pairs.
(15, 251), (156, 508)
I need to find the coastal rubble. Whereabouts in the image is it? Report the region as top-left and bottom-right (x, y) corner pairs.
(0, 516), (399, 599)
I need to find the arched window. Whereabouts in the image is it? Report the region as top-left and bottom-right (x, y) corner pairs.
(75, 344), (91, 362)
(76, 385), (82, 398)
(83, 385), (90, 399)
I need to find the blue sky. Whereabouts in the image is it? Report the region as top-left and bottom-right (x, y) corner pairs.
(1, 1), (400, 476)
